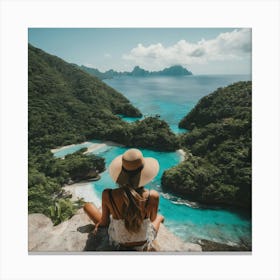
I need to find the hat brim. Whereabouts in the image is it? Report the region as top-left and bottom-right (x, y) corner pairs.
(109, 155), (159, 187)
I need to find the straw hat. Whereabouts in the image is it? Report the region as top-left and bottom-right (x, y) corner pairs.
(109, 148), (159, 188)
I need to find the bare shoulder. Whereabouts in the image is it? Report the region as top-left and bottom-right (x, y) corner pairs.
(103, 188), (123, 199)
(111, 188), (123, 196)
(149, 189), (159, 200)
(147, 189), (159, 211)
(102, 188), (111, 201)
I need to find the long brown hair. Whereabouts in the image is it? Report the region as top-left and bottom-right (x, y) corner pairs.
(121, 186), (146, 233)
(116, 164), (147, 233)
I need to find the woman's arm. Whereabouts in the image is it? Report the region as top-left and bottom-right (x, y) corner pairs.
(98, 189), (111, 227)
(149, 190), (160, 222)
(148, 190), (165, 232)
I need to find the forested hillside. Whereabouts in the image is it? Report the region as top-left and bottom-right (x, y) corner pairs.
(28, 44), (178, 222)
(28, 44), (141, 153)
(162, 81), (252, 210)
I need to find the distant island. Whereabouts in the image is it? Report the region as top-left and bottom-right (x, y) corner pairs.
(79, 65), (193, 80)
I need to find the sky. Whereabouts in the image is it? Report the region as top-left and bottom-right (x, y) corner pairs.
(28, 28), (251, 75)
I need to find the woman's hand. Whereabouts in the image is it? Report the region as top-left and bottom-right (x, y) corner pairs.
(93, 222), (100, 235)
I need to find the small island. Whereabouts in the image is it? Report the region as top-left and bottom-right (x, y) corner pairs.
(80, 65), (192, 80)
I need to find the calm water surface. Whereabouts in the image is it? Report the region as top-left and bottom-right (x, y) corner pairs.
(105, 75), (251, 133)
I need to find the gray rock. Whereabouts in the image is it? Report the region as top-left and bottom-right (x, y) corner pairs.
(28, 209), (202, 252)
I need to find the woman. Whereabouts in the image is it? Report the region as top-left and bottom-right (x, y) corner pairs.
(83, 148), (164, 251)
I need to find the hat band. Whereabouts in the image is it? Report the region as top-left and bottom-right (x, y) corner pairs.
(122, 157), (144, 171)
(122, 164), (144, 175)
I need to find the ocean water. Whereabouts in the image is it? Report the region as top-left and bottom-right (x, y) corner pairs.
(105, 75), (251, 133)
(53, 74), (252, 246)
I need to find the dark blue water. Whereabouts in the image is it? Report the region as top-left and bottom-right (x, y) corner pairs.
(54, 74), (252, 245)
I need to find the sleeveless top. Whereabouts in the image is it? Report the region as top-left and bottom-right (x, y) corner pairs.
(107, 189), (157, 248)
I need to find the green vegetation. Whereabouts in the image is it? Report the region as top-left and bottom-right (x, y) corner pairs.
(49, 198), (85, 226)
(29, 44), (177, 153)
(162, 81), (252, 210)
(57, 148), (105, 182)
(179, 81), (251, 130)
(130, 117), (179, 150)
(28, 44), (178, 223)
(28, 149), (105, 222)
(29, 44), (142, 154)
(29, 43), (251, 216)
(28, 43), (136, 222)
(102, 116), (179, 151)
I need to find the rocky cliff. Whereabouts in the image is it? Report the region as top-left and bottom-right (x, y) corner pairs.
(28, 209), (202, 252)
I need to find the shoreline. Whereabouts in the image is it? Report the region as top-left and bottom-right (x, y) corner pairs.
(64, 182), (101, 208)
(52, 140), (185, 160)
(176, 149), (186, 162)
(84, 143), (107, 154)
(51, 141), (92, 153)
(84, 140), (125, 154)
(51, 140), (124, 155)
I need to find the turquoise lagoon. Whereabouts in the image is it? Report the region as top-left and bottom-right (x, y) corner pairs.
(54, 75), (252, 245)
(54, 142), (251, 245)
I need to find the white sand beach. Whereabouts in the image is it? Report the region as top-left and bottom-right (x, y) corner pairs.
(64, 182), (101, 208)
(50, 141), (93, 153)
(176, 149), (186, 162)
(51, 140), (124, 156)
(84, 143), (107, 154)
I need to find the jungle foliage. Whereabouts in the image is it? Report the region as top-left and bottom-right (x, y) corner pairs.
(28, 44), (178, 223)
(28, 148), (105, 219)
(162, 81), (252, 210)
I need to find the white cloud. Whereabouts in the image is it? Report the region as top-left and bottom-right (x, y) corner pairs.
(104, 53), (112, 58)
(122, 28), (251, 71)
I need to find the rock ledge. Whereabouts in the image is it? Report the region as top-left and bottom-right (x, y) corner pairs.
(28, 209), (202, 252)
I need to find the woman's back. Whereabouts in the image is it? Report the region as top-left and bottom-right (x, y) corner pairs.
(83, 148), (164, 251)
(104, 188), (159, 248)
(106, 188), (151, 220)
